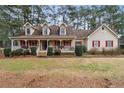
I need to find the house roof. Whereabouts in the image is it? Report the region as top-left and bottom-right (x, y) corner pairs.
(10, 23), (119, 40)
(11, 24), (76, 40)
(74, 29), (93, 40)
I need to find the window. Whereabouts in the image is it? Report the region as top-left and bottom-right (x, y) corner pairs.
(60, 27), (66, 35)
(43, 26), (49, 35)
(13, 40), (18, 46)
(27, 28), (30, 35)
(92, 40), (100, 48)
(106, 40), (113, 47)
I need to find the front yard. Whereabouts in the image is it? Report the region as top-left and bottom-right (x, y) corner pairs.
(0, 57), (124, 87)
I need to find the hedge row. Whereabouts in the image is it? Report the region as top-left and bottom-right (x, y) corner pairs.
(47, 47), (61, 56)
(88, 48), (124, 55)
(47, 45), (86, 56)
(4, 47), (37, 57)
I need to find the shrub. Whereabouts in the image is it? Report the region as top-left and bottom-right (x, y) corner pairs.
(47, 47), (53, 56)
(16, 48), (23, 56)
(118, 49), (124, 55)
(30, 47), (37, 55)
(11, 48), (23, 56)
(102, 48), (119, 55)
(23, 49), (30, 56)
(120, 45), (124, 49)
(82, 45), (87, 53)
(10, 50), (16, 57)
(4, 48), (11, 57)
(105, 49), (114, 55)
(54, 49), (61, 55)
(75, 45), (83, 56)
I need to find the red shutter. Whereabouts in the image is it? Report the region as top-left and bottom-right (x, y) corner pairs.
(98, 41), (100, 47)
(92, 41), (94, 47)
(111, 41), (113, 47)
(106, 41), (108, 47)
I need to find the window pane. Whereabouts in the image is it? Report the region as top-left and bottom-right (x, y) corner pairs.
(27, 28), (30, 35)
(43, 27), (48, 35)
(61, 28), (65, 35)
(107, 41), (112, 47)
(94, 41), (98, 47)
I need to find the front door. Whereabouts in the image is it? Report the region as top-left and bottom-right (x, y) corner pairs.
(42, 40), (47, 50)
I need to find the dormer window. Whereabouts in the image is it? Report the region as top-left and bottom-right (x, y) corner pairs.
(27, 28), (30, 35)
(60, 27), (66, 35)
(42, 25), (50, 35)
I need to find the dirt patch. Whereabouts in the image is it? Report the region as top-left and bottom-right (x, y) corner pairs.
(0, 72), (123, 88)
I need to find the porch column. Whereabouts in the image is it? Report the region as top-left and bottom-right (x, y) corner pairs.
(71, 39), (75, 48)
(47, 40), (49, 50)
(38, 40), (40, 50)
(25, 40), (27, 47)
(18, 40), (20, 48)
(11, 39), (14, 51)
(60, 40), (62, 48)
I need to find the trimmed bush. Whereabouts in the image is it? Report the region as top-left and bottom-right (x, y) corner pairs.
(75, 46), (83, 56)
(10, 50), (16, 57)
(11, 48), (23, 56)
(16, 48), (23, 56)
(54, 49), (61, 55)
(23, 49), (30, 56)
(47, 47), (53, 56)
(30, 47), (37, 55)
(4, 48), (11, 57)
(82, 45), (87, 53)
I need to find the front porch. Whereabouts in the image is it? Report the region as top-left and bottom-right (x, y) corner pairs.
(11, 39), (75, 56)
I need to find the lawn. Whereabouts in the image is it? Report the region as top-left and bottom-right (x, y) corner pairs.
(0, 57), (124, 87)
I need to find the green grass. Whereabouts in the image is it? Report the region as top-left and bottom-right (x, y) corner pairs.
(0, 61), (33, 71)
(0, 58), (116, 72)
(73, 63), (113, 71)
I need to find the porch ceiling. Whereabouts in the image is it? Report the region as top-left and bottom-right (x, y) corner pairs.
(9, 35), (76, 40)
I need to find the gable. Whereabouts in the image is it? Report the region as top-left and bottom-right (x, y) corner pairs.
(88, 24), (118, 39)
(23, 23), (35, 35)
(88, 25), (118, 41)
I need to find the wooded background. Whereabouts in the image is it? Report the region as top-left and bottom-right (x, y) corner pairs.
(0, 5), (124, 47)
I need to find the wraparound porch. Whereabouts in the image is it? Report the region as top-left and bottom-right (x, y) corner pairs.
(11, 39), (75, 56)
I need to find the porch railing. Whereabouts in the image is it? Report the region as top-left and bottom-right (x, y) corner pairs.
(52, 46), (75, 51)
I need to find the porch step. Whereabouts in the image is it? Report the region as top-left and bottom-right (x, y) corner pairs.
(37, 51), (47, 57)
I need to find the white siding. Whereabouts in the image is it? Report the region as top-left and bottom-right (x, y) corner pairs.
(87, 26), (118, 51)
(25, 25), (35, 35)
